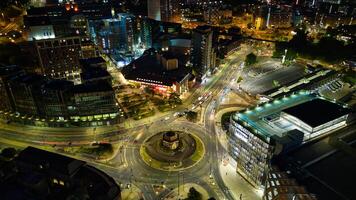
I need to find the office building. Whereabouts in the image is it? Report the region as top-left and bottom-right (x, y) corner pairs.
(90, 15), (135, 55)
(0, 65), (25, 112)
(191, 25), (214, 80)
(34, 36), (98, 82)
(38, 79), (74, 120)
(1, 67), (121, 127)
(80, 57), (112, 85)
(117, 13), (135, 53)
(228, 91), (350, 188)
(7, 74), (47, 116)
(70, 81), (119, 126)
(25, 16), (56, 41)
(137, 16), (153, 50)
(0, 146), (121, 200)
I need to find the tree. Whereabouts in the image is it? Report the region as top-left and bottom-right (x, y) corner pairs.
(245, 53), (257, 66)
(186, 111), (198, 122)
(144, 87), (155, 97)
(169, 92), (182, 105)
(185, 187), (202, 200)
(1, 147), (17, 159)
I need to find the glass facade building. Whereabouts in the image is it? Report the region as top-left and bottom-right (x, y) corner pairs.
(228, 91), (350, 188)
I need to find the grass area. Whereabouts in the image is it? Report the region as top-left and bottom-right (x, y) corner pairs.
(189, 135), (205, 162)
(65, 143), (116, 159)
(140, 146), (162, 169)
(343, 72), (356, 85)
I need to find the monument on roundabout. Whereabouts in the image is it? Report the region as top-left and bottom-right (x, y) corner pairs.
(162, 131), (180, 150)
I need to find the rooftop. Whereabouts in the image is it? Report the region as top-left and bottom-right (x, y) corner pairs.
(233, 91), (316, 142)
(283, 98), (350, 128)
(72, 80), (113, 94)
(15, 146), (85, 176)
(81, 67), (111, 81)
(43, 79), (74, 90)
(24, 16), (52, 26)
(80, 57), (106, 68)
(122, 49), (190, 86)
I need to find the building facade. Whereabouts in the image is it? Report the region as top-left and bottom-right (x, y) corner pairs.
(0, 65), (25, 112)
(34, 36), (98, 82)
(190, 25), (214, 80)
(147, 0), (176, 22)
(228, 92), (350, 188)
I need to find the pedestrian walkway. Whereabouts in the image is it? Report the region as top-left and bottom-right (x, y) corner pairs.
(219, 162), (262, 200)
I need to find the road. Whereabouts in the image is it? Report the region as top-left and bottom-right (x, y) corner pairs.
(0, 45), (253, 199)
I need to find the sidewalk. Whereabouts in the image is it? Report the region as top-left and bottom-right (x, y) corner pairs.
(219, 162), (263, 200)
(215, 120), (263, 200)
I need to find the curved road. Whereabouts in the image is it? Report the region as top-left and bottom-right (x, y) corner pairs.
(0, 46), (252, 199)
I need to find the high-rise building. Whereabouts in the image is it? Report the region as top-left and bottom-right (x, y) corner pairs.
(148, 0), (161, 21)
(117, 13), (135, 53)
(33, 36), (98, 82)
(91, 15), (135, 55)
(190, 25), (213, 80)
(147, 0), (174, 22)
(137, 16), (152, 50)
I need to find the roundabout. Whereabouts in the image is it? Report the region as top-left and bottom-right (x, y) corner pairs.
(140, 130), (205, 171)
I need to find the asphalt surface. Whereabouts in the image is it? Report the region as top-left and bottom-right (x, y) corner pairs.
(0, 46), (253, 199)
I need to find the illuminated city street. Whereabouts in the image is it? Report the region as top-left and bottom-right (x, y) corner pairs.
(0, 0), (355, 200)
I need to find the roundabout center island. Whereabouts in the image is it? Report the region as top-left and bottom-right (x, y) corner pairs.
(140, 131), (205, 171)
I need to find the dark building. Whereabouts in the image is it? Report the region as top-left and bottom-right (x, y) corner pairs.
(38, 79), (74, 120)
(122, 49), (191, 95)
(25, 3), (113, 21)
(190, 25), (214, 80)
(7, 74), (48, 116)
(71, 81), (119, 126)
(0, 65), (25, 112)
(0, 65), (121, 126)
(263, 167), (318, 200)
(80, 57), (112, 85)
(0, 146), (121, 200)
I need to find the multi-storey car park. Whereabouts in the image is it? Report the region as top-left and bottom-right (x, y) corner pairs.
(228, 90), (351, 188)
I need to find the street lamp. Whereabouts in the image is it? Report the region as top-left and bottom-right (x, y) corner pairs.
(282, 49), (288, 64)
